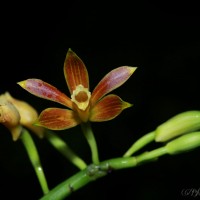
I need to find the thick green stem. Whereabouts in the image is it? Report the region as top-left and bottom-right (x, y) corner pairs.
(81, 122), (99, 164)
(20, 128), (49, 194)
(39, 157), (137, 200)
(40, 146), (168, 200)
(45, 130), (87, 170)
(123, 131), (156, 157)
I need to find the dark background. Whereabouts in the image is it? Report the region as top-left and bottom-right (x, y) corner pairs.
(1, 1), (200, 200)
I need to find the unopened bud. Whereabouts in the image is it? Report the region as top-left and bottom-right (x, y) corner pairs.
(166, 131), (200, 155)
(0, 97), (22, 141)
(4, 92), (44, 138)
(155, 111), (200, 142)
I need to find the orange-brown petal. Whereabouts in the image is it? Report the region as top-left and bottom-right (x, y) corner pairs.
(89, 94), (132, 122)
(64, 49), (89, 94)
(35, 108), (80, 130)
(18, 79), (72, 109)
(91, 66), (137, 106)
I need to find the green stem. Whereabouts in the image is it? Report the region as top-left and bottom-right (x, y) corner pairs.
(81, 122), (99, 164)
(135, 146), (167, 163)
(45, 130), (87, 170)
(40, 146), (168, 200)
(39, 157), (137, 200)
(123, 131), (156, 157)
(20, 128), (49, 194)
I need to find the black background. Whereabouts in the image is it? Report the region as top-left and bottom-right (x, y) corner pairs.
(1, 1), (200, 200)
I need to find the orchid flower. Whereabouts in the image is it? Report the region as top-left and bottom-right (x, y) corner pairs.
(18, 49), (137, 130)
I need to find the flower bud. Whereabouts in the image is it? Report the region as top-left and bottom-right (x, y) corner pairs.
(0, 92), (44, 139)
(155, 111), (200, 142)
(166, 131), (200, 155)
(4, 92), (44, 138)
(0, 97), (22, 141)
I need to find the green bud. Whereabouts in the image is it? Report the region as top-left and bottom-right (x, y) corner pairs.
(166, 131), (200, 155)
(155, 111), (200, 142)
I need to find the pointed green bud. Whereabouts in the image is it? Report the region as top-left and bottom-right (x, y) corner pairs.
(155, 111), (200, 142)
(166, 131), (200, 155)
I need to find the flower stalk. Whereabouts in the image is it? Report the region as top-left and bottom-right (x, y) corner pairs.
(81, 122), (99, 164)
(44, 130), (87, 170)
(20, 128), (49, 194)
(123, 131), (156, 157)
